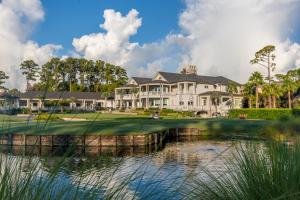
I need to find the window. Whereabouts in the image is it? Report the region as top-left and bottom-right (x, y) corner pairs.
(188, 101), (193, 106)
(179, 101), (184, 106)
(201, 98), (207, 106)
(19, 100), (27, 107)
(204, 85), (209, 89)
(213, 85), (217, 89)
(32, 102), (38, 107)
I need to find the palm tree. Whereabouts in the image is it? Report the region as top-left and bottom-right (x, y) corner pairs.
(0, 71), (9, 89)
(20, 60), (39, 91)
(226, 81), (238, 109)
(276, 71), (298, 109)
(210, 91), (221, 113)
(242, 82), (255, 108)
(248, 71), (264, 108)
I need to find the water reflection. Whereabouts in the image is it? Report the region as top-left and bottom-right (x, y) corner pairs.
(0, 138), (250, 199)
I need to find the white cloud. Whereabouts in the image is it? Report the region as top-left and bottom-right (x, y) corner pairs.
(178, 0), (300, 82)
(72, 9), (186, 77)
(73, 1), (300, 82)
(72, 9), (142, 64)
(0, 0), (61, 90)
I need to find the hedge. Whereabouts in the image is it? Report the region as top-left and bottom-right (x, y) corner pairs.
(228, 108), (300, 120)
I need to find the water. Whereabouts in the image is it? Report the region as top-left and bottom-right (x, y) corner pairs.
(0, 138), (248, 199)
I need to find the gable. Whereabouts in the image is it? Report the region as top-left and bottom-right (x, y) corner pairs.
(153, 73), (167, 81)
(128, 78), (138, 85)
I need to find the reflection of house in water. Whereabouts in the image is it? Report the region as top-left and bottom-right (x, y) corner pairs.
(151, 140), (236, 172)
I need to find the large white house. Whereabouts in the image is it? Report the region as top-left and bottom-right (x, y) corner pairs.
(115, 65), (243, 116)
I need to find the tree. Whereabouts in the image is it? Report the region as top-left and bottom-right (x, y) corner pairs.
(250, 45), (276, 108)
(226, 81), (238, 109)
(276, 71), (298, 109)
(210, 91), (221, 113)
(248, 71), (264, 108)
(0, 71), (9, 89)
(242, 82), (255, 108)
(65, 57), (79, 92)
(20, 60), (39, 91)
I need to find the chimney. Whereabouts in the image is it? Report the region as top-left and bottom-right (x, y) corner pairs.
(181, 65), (197, 75)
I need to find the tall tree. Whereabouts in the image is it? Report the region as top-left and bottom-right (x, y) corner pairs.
(0, 71), (9, 89)
(226, 81), (238, 109)
(250, 45), (276, 108)
(276, 71), (298, 109)
(65, 57), (79, 92)
(248, 71), (264, 108)
(20, 60), (39, 91)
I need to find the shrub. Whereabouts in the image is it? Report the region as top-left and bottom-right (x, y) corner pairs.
(263, 116), (300, 138)
(228, 108), (300, 120)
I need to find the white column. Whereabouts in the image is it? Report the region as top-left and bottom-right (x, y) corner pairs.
(139, 86), (141, 108)
(26, 99), (30, 108)
(184, 83), (188, 94)
(146, 85), (149, 109)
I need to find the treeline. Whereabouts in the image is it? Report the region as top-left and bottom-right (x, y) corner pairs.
(244, 45), (300, 109)
(18, 58), (128, 94)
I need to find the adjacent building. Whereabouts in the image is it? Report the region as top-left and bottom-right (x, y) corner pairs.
(0, 91), (114, 112)
(115, 65), (243, 116)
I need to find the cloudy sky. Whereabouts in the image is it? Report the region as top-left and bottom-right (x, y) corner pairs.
(1, 0), (300, 90)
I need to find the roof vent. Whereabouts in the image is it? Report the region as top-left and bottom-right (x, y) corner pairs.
(180, 65), (197, 75)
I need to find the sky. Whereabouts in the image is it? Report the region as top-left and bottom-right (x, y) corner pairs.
(1, 0), (300, 90)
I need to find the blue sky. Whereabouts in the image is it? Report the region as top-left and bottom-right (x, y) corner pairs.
(33, 0), (184, 54)
(1, 0), (300, 89)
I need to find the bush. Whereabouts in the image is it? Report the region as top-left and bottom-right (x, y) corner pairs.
(35, 114), (62, 121)
(228, 108), (300, 120)
(263, 116), (300, 138)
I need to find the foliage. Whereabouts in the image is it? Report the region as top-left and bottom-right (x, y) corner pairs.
(21, 58), (128, 93)
(250, 45), (276, 83)
(263, 115), (300, 139)
(228, 108), (300, 120)
(20, 60), (39, 90)
(184, 141), (300, 200)
(0, 70), (9, 89)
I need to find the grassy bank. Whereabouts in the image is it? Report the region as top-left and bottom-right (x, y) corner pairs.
(0, 113), (272, 136)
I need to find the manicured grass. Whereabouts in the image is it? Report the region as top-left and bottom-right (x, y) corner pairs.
(0, 113), (273, 136)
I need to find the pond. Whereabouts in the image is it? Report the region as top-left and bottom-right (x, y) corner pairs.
(0, 138), (255, 199)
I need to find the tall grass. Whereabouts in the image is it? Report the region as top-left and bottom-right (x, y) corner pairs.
(183, 141), (300, 200)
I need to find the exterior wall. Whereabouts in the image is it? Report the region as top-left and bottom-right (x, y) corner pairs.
(115, 80), (243, 116)
(0, 98), (113, 111)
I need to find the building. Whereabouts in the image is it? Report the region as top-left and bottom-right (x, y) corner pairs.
(115, 65), (243, 116)
(0, 91), (114, 112)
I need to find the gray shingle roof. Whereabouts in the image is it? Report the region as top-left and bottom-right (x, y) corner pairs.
(18, 91), (113, 100)
(157, 72), (241, 85)
(132, 77), (152, 84)
(199, 91), (242, 97)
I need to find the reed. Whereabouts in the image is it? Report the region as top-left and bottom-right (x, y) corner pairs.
(183, 141), (300, 200)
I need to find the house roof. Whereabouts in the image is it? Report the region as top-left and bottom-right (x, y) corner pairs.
(131, 77), (152, 84)
(0, 92), (18, 99)
(199, 91), (242, 97)
(157, 71), (241, 85)
(18, 91), (113, 100)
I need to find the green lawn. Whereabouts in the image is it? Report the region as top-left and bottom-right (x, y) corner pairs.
(0, 113), (273, 136)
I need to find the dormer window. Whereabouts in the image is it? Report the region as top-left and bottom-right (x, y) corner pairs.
(213, 85), (217, 89)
